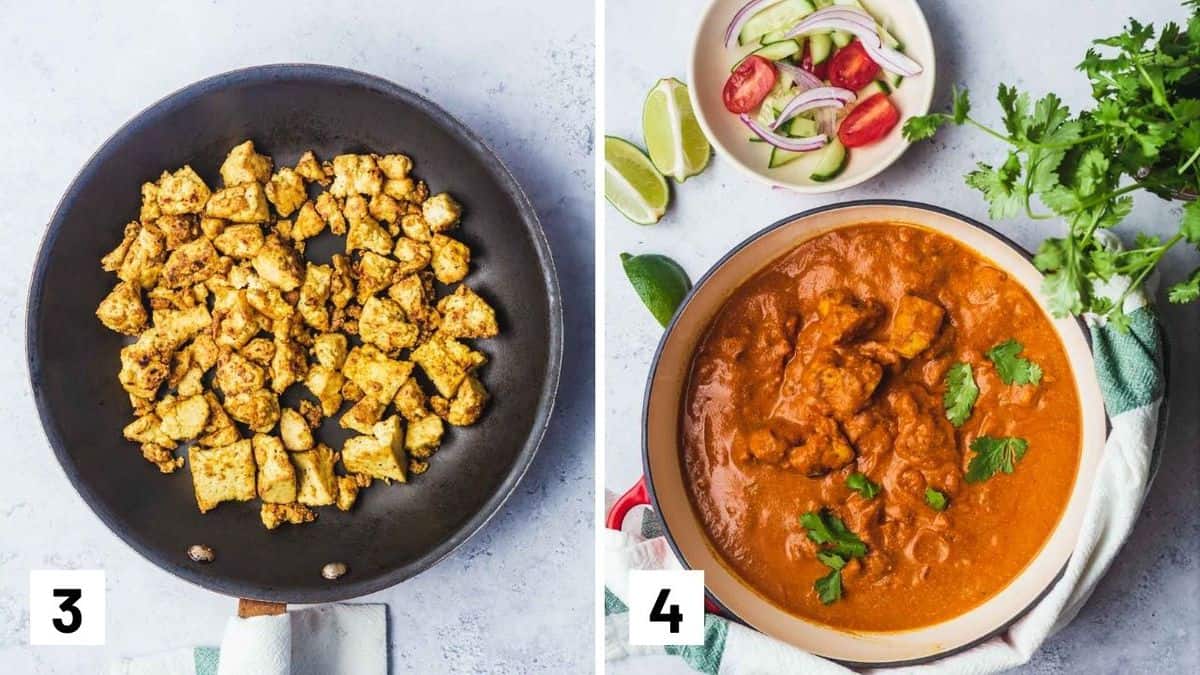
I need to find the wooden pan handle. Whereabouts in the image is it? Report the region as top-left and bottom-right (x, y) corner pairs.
(238, 598), (287, 618)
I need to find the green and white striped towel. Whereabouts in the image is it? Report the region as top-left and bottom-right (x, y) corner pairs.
(606, 299), (1165, 675)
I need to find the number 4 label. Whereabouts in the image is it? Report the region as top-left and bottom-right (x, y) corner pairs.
(628, 570), (705, 646)
(29, 570), (106, 646)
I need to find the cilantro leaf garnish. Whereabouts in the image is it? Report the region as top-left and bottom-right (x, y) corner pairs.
(943, 362), (979, 427)
(966, 436), (1030, 483)
(846, 472), (881, 499)
(924, 488), (948, 511)
(801, 510), (868, 559)
(986, 339), (1044, 385)
(815, 567), (843, 605)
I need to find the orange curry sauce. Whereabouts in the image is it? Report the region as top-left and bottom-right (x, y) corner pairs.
(681, 223), (1081, 631)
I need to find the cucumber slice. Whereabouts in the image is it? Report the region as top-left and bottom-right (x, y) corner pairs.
(738, 0), (816, 46)
(809, 139), (848, 181)
(858, 81), (889, 99)
(769, 146), (807, 168)
(753, 40), (802, 62)
(808, 33), (834, 64)
(761, 29), (790, 45)
(835, 0), (902, 48)
(786, 116), (819, 138)
(831, 30), (852, 48)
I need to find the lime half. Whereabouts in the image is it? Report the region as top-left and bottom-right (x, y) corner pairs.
(620, 252), (692, 327)
(643, 78), (711, 182)
(605, 136), (669, 225)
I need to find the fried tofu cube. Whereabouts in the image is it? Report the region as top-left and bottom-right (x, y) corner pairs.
(384, 177), (418, 201)
(200, 216), (227, 240)
(160, 237), (221, 288)
(345, 211), (393, 255)
(158, 394), (210, 441)
(436, 285), (498, 339)
(253, 434), (297, 504)
(343, 344), (413, 404)
(358, 297), (419, 354)
(376, 154), (412, 180)
(216, 351), (267, 395)
(139, 183), (161, 223)
(270, 335), (307, 394)
(213, 223), (265, 259)
(399, 213), (432, 242)
(198, 391), (241, 447)
(206, 183), (271, 223)
(335, 475), (364, 511)
(393, 237), (432, 275)
(295, 263), (332, 331)
(251, 235), (303, 291)
(102, 222), (140, 272)
(430, 234), (470, 284)
(422, 193), (462, 233)
(890, 294), (946, 358)
(117, 224), (166, 289)
(292, 444), (338, 506)
(405, 415), (444, 456)
(411, 336), (483, 397)
(294, 151), (326, 184)
(96, 281), (148, 335)
(388, 273), (435, 322)
(444, 375), (488, 426)
(223, 388), (280, 433)
(353, 252), (398, 303)
(153, 305), (212, 346)
(340, 395), (386, 435)
(342, 416), (406, 482)
(220, 140), (273, 186)
(123, 413), (172, 446)
(315, 192), (348, 236)
(279, 408), (314, 451)
(312, 332), (349, 369)
(304, 365), (345, 416)
(141, 443), (183, 474)
(330, 154), (383, 197)
(260, 502), (316, 530)
(211, 290), (262, 349)
(189, 440), (256, 513)
(393, 377), (429, 421)
(265, 168), (307, 217)
(292, 201), (326, 241)
(157, 166), (211, 216)
(368, 193), (401, 224)
(157, 214), (199, 249)
(245, 274), (295, 321)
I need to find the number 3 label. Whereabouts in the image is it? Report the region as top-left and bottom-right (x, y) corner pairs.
(628, 570), (704, 646)
(29, 570), (106, 646)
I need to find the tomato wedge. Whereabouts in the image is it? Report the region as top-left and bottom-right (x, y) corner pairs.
(828, 40), (881, 91)
(838, 93), (900, 147)
(800, 43), (829, 81)
(723, 55), (778, 114)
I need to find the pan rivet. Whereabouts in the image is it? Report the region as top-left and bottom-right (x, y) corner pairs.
(322, 562), (348, 580)
(188, 544), (215, 563)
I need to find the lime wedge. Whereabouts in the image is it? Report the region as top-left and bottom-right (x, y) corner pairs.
(605, 136), (669, 225)
(620, 252), (692, 326)
(642, 78), (711, 182)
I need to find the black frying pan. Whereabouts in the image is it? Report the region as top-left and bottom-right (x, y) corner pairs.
(26, 64), (562, 603)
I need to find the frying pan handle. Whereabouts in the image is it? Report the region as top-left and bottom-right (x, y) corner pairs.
(606, 476), (649, 530)
(238, 598), (287, 618)
(607, 476), (724, 616)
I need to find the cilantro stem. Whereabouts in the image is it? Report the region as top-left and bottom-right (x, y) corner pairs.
(963, 116), (1014, 144)
(1111, 232), (1183, 311)
(1179, 144), (1200, 174)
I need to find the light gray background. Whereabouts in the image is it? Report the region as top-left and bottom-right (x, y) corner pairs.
(0, 1), (593, 673)
(605, 0), (1199, 673)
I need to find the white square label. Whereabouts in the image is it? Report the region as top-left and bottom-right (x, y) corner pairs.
(627, 569), (705, 646)
(29, 570), (106, 646)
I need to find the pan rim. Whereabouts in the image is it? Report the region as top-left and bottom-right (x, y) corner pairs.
(25, 63), (564, 603)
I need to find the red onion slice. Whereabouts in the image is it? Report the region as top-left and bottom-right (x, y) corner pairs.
(776, 62), (824, 90)
(725, 0), (784, 47)
(861, 40), (923, 77)
(772, 86), (856, 129)
(816, 107), (838, 137)
(741, 114), (828, 152)
(784, 7), (922, 76)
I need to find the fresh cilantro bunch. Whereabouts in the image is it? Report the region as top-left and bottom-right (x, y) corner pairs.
(904, 2), (1200, 330)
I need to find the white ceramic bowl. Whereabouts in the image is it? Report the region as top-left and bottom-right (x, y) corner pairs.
(689, 0), (936, 193)
(643, 202), (1107, 664)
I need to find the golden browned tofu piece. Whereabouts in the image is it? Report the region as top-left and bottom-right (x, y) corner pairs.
(223, 388), (280, 433)
(294, 151), (326, 184)
(444, 375), (488, 426)
(392, 237), (432, 275)
(411, 335), (483, 398)
(253, 434), (297, 504)
(345, 212), (393, 255)
(189, 440), (256, 513)
(292, 444), (338, 506)
(279, 408), (314, 451)
(123, 413), (172, 446)
(140, 183), (161, 223)
(117, 224), (166, 289)
(429, 234), (470, 285)
(384, 177), (418, 201)
(343, 344), (413, 404)
(198, 391), (241, 447)
(354, 252), (398, 303)
(340, 395), (385, 435)
(436, 285), (498, 339)
(405, 414), (444, 456)
(315, 192), (348, 236)
(376, 154), (412, 180)
(160, 237), (221, 288)
(102, 222), (140, 272)
(358, 297), (419, 354)
(399, 213), (432, 242)
(260, 502), (316, 530)
(216, 351), (266, 395)
(200, 216), (227, 240)
(335, 475), (365, 511)
(368, 193), (401, 224)
(157, 394), (210, 441)
(206, 183), (271, 223)
(388, 273), (436, 323)
(157, 214), (199, 249)
(890, 294), (946, 359)
(330, 154), (383, 197)
(329, 254), (355, 308)
(312, 332), (349, 369)
(292, 201), (326, 241)
(270, 334), (307, 394)
(787, 419), (856, 476)
(211, 290), (262, 349)
(393, 377), (429, 421)
(304, 365), (345, 417)
(251, 235), (303, 291)
(96, 281), (148, 335)
(141, 443), (184, 474)
(118, 331), (176, 399)
(265, 168), (306, 217)
(422, 193), (462, 233)
(157, 166), (211, 216)
(297, 263), (332, 331)
(219, 140), (273, 187)
(213, 223), (265, 259)
(245, 274), (295, 321)
(342, 416), (406, 483)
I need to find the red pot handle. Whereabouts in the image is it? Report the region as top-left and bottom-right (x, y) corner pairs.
(608, 476), (724, 616)
(606, 476), (649, 530)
